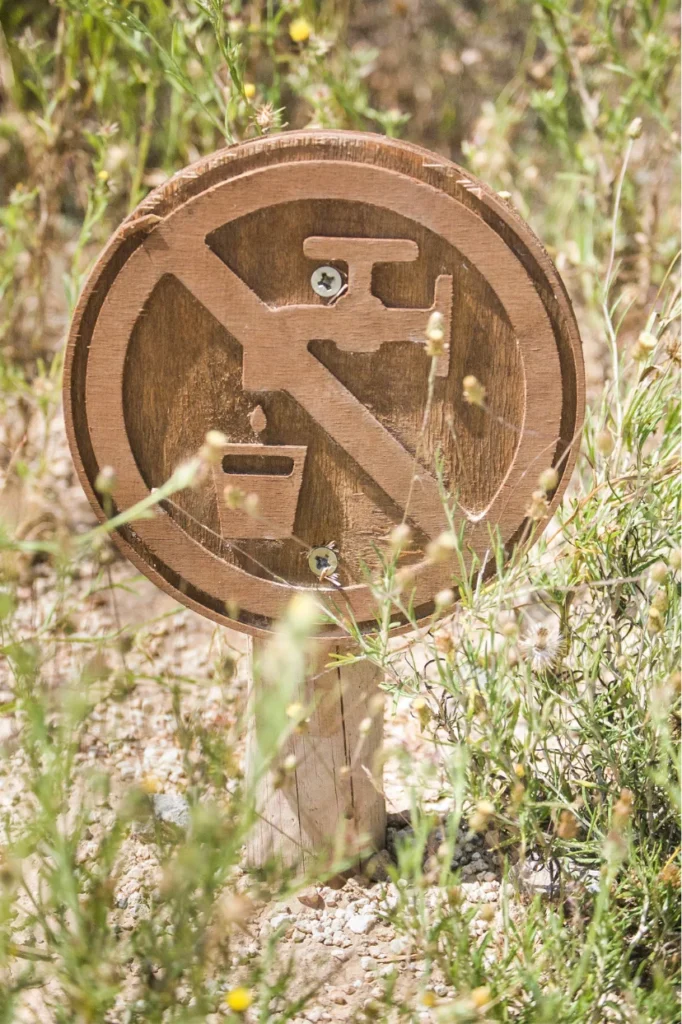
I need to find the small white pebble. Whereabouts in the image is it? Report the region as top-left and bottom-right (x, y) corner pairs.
(346, 912), (376, 935)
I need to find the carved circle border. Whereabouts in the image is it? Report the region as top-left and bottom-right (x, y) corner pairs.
(64, 132), (584, 637)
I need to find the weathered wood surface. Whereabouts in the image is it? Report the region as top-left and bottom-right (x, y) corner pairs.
(245, 642), (385, 870)
(64, 130), (584, 637)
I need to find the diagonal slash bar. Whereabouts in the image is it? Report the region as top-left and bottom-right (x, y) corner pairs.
(156, 234), (450, 539)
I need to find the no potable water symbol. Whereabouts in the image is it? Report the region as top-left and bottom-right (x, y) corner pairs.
(65, 131), (584, 637)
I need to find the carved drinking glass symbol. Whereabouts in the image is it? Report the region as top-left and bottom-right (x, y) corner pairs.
(213, 435), (307, 540)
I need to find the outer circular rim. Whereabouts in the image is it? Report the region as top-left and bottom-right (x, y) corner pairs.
(64, 130), (585, 639)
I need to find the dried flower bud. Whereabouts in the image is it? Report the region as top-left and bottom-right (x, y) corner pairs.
(255, 103), (276, 132)
(282, 753), (297, 773)
(595, 429), (615, 456)
(388, 522), (412, 552)
(612, 788), (634, 830)
(95, 465), (116, 495)
(223, 484), (245, 510)
(204, 429), (227, 449)
(368, 693), (385, 717)
(435, 632), (455, 658)
(557, 809), (579, 839)
(638, 331), (658, 351)
(538, 467), (559, 494)
(425, 310), (447, 357)
(649, 561), (668, 584)
(94, 539), (115, 565)
(652, 587), (668, 613)
(446, 885), (463, 907)
(174, 458), (203, 490)
(631, 330), (658, 360)
(286, 702), (305, 721)
(627, 116), (643, 139)
(426, 530), (458, 563)
(462, 374), (486, 407)
(668, 547), (681, 572)
(468, 799), (495, 833)
(526, 488), (549, 521)
(434, 588), (455, 612)
(647, 607), (664, 633)
(200, 429), (228, 466)
(411, 695), (431, 729)
(358, 716), (373, 736)
(285, 592), (320, 634)
(659, 863), (680, 887)
(527, 623), (563, 672)
(509, 781), (525, 809)
(243, 492), (260, 517)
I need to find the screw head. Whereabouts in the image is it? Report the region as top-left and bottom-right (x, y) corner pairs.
(308, 545), (339, 578)
(311, 265), (343, 299)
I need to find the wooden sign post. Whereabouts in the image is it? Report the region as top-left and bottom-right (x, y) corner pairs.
(64, 131), (583, 868)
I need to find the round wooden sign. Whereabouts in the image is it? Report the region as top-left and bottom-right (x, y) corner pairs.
(64, 131), (584, 637)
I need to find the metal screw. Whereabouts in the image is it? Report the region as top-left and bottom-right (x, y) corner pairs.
(308, 545), (339, 578)
(311, 265), (343, 299)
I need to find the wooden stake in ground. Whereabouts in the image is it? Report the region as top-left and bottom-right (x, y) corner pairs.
(64, 131), (584, 867)
(246, 642), (385, 871)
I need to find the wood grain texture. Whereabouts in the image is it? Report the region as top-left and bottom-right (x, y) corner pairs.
(64, 130), (584, 637)
(245, 641), (385, 870)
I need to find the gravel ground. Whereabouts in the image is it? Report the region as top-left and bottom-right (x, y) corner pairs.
(0, 409), (553, 1021)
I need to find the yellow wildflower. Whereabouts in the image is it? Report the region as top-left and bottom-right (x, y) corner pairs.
(226, 987), (253, 1013)
(471, 985), (491, 1008)
(289, 17), (312, 43)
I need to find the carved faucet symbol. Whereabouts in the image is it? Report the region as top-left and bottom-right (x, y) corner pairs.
(242, 237), (452, 387)
(301, 237), (452, 372)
